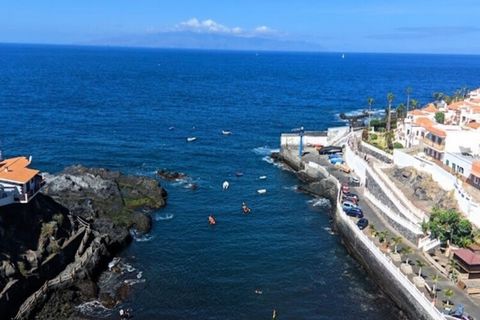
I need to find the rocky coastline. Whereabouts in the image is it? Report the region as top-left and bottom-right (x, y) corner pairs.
(0, 165), (167, 319)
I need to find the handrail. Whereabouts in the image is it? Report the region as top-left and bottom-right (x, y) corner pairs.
(333, 178), (445, 320)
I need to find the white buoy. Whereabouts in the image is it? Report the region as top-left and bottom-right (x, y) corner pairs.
(259, 176), (267, 180)
(222, 181), (229, 190)
(257, 189), (267, 194)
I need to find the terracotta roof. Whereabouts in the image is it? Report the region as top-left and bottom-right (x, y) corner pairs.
(448, 101), (464, 110)
(455, 249), (480, 266)
(0, 157), (39, 184)
(423, 104), (438, 113)
(414, 117), (434, 128)
(472, 160), (480, 178)
(472, 106), (480, 114)
(409, 109), (427, 116)
(467, 122), (480, 129)
(426, 126), (447, 138)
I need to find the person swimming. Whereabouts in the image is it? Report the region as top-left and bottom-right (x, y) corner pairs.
(208, 215), (216, 225)
(242, 202), (251, 214)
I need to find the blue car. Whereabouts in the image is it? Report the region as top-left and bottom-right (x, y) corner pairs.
(344, 207), (364, 218)
(357, 218), (369, 230)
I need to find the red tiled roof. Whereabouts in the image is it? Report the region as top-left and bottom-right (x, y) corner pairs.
(472, 160), (480, 178)
(467, 122), (480, 129)
(0, 157), (39, 184)
(426, 126), (447, 138)
(423, 104), (438, 113)
(455, 249), (480, 266)
(410, 109), (427, 116)
(414, 117), (434, 128)
(448, 101), (464, 110)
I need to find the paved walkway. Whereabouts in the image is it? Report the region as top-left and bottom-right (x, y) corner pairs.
(301, 148), (480, 319)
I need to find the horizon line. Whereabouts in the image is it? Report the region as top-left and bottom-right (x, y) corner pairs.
(1, 41), (480, 57)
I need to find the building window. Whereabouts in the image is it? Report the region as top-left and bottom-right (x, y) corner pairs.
(407, 129), (410, 135)
(452, 164), (456, 171)
(459, 167), (464, 174)
(446, 159), (449, 166)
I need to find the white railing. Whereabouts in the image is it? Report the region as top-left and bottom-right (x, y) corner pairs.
(361, 141), (394, 161)
(371, 163), (427, 221)
(364, 190), (423, 235)
(334, 186), (445, 319)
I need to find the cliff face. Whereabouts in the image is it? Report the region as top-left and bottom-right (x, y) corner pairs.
(0, 165), (167, 319)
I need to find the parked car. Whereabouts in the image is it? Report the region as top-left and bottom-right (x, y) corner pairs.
(342, 201), (358, 211)
(344, 207), (364, 218)
(318, 146), (343, 155)
(343, 192), (359, 201)
(357, 218), (369, 230)
(337, 163), (351, 173)
(330, 158), (344, 165)
(349, 176), (360, 185)
(342, 195), (358, 204)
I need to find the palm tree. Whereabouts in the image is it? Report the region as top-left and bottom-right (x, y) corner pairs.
(416, 260), (426, 277)
(391, 236), (403, 254)
(367, 97), (375, 131)
(431, 274), (440, 299)
(410, 99), (419, 110)
(448, 259), (457, 274)
(406, 87), (412, 112)
(386, 93), (395, 131)
(402, 246), (413, 265)
(443, 288), (454, 306)
(378, 230), (390, 243)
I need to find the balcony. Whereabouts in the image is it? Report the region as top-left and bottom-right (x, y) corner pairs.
(422, 137), (445, 151)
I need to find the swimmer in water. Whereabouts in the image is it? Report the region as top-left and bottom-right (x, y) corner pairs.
(208, 215), (216, 225)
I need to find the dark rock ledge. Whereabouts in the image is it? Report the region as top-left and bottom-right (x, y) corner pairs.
(0, 165), (167, 319)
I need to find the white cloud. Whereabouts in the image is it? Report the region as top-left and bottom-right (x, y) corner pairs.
(254, 25), (275, 34)
(175, 18), (274, 37)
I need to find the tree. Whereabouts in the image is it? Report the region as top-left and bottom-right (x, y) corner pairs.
(410, 99), (419, 109)
(385, 130), (394, 150)
(416, 260), (426, 277)
(435, 112), (445, 124)
(433, 92), (444, 102)
(431, 274), (440, 299)
(396, 103), (406, 119)
(378, 230), (390, 243)
(386, 93), (395, 131)
(369, 224), (377, 237)
(406, 87), (412, 111)
(402, 246), (413, 265)
(448, 259), (457, 274)
(391, 236), (403, 254)
(443, 288), (454, 306)
(367, 97), (375, 131)
(424, 207), (474, 247)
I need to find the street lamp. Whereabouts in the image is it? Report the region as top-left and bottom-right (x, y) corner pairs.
(292, 126), (305, 158)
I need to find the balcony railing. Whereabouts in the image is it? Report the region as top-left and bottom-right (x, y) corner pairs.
(422, 137), (445, 151)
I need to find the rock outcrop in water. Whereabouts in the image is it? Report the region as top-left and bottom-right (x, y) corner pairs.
(0, 165), (167, 319)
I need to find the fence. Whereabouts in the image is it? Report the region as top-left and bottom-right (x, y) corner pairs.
(334, 179), (445, 320)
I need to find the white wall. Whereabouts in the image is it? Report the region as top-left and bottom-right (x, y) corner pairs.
(444, 130), (480, 155)
(280, 133), (329, 148)
(393, 149), (480, 228)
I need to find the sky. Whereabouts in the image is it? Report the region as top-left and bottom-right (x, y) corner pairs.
(1, 0), (480, 54)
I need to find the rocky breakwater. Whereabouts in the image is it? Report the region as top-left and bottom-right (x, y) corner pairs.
(1, 165), (167, 319)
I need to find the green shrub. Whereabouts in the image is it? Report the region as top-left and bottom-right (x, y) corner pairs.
(393, 142), (404, 149)
(370, 134), (378, 140)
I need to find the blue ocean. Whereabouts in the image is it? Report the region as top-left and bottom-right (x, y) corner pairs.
(1, 44), (480, 319)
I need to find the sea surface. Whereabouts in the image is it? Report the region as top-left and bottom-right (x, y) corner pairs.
(1, 44), (480, 319)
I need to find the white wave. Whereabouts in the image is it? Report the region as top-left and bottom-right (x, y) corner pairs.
(75, 300), (111, 318)
(253, 146), (279, 156)
(283, 185), (297, 191)
(323, 226), (335, 235)
(124, 278), (146, 286)
(130, 229), (155, 242)
(155, 213), (174, 221)
(262, 156), (274, 164)
(136, 271), (143, 279)
(308, 198), (331, 208)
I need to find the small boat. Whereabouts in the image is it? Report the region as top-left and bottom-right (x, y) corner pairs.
(259, 176), (267, 180)
(186, 137), (197, 142)
(257, 189), (267, 194)
(168, 126), (175, 131)
(235, 172), (244, 177)
(222, 130), (232, 135)
(222, 181), (229, 190)
(208, 215), (216, 225)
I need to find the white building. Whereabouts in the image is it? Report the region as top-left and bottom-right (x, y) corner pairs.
(0, 156), (44, 206)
